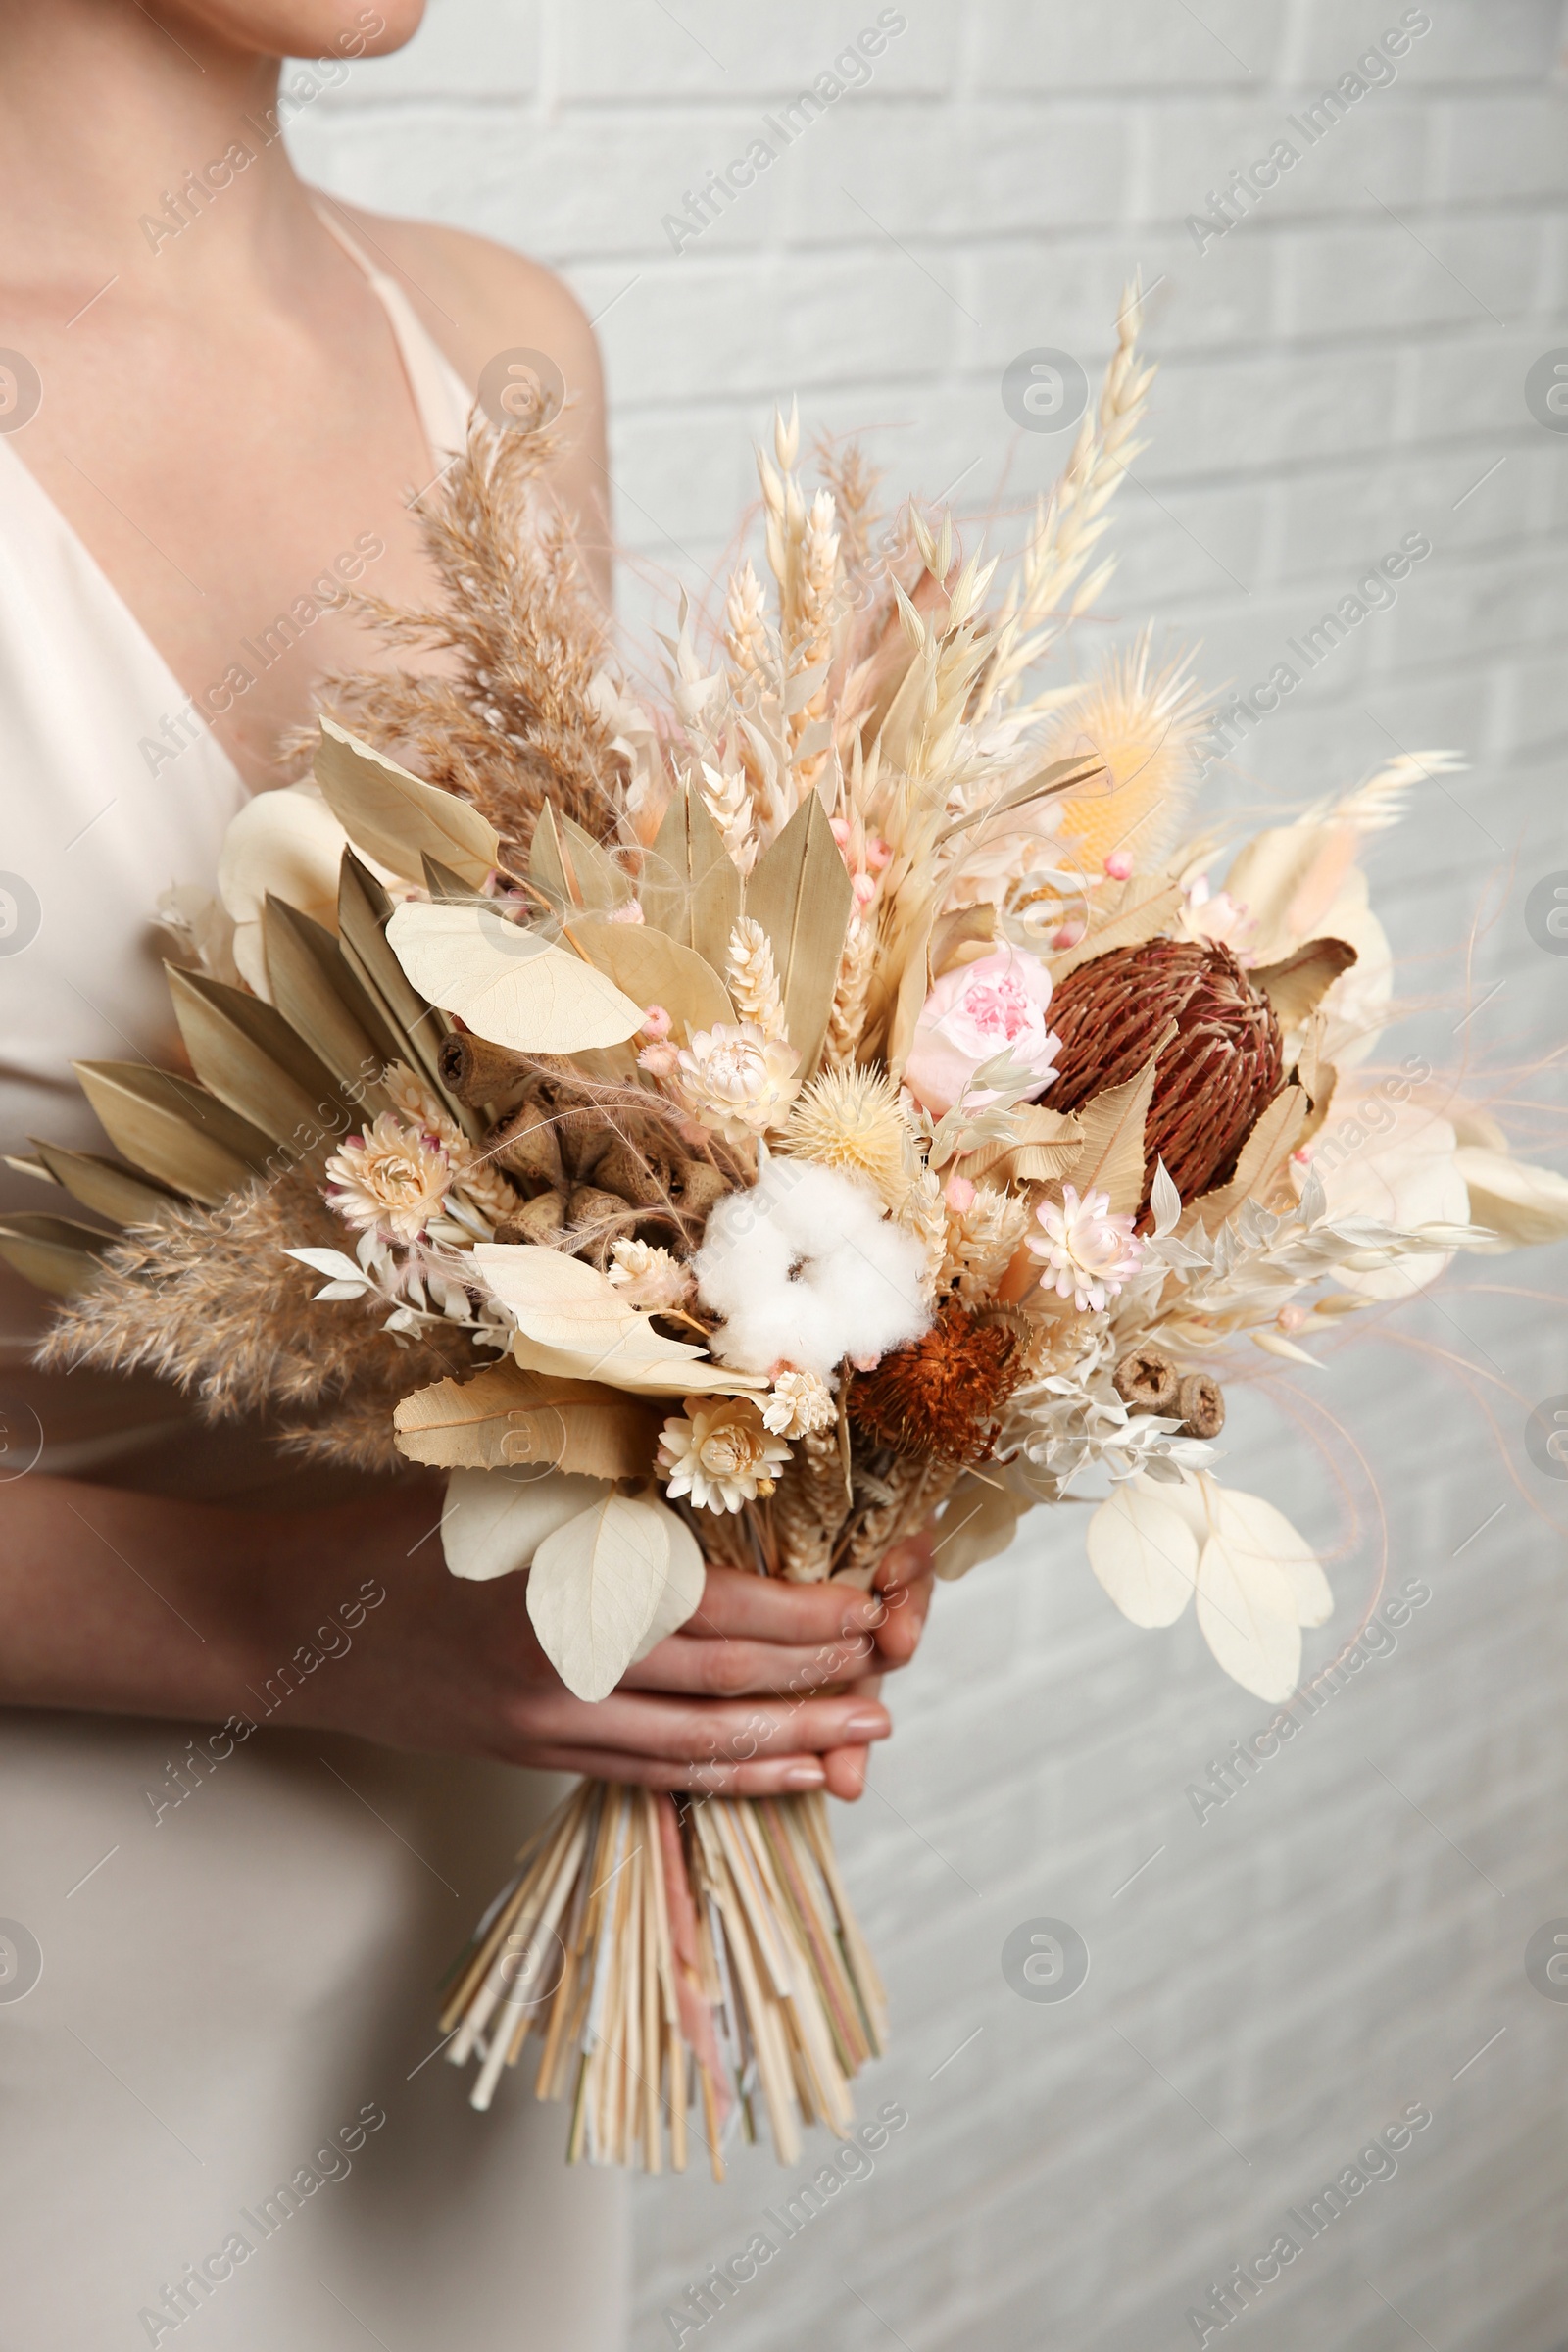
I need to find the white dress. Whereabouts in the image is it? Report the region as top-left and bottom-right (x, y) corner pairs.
(0, 212), (627, 2349)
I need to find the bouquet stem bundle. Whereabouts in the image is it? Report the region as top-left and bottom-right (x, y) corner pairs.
(441, 1779), (885, 2176)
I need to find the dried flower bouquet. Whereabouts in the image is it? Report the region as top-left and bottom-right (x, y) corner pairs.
(7, 288), (1566, 2176)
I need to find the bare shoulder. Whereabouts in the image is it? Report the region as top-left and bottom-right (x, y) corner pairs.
(329, 205), (611, 588)
(342, 211), (602, 402)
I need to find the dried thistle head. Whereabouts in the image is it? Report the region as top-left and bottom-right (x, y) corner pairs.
(783, 1065), (916, 1210)
(850, 1301), (1021, 1464)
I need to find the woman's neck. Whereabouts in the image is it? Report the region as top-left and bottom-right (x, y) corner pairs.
(0, 3), (323, 309)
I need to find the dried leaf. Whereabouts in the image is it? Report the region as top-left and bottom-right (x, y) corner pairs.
(1060, 1047), (1165, 1216)
(1049, 877), (1184, 982)
(337, 851), (469, 1124)
(629, 1508), (706, 1662)
(30, 1142), (183, 1226)
(526, 1491), (705, 1700)
(166, 966), (349, 1150)
(1453, 1147), (1568, 1250)
(958, 1104), (1084, 1187)
(1087, 1481), (1199, 1627)
(0, 1211), (110, 1297)
(559, 813), (634, 911)
(440, 1465), (608, 1583)
(395, 1358), (661, 1479)
(1196, 1535), (1301, 1701)
(74, 1061), (271, 1204)
(315, 715), (499, 888)
(744, 792), (854, 1077)
(261, 895), (399, 1106)
(1250, 937), (1357, 1033)
(641, 784), (741, 973)
(386, 900), (645, 1055)
(528, 801), (576, 911)
(565, 914), (735, 1045)
(1188, 1084), (1307, 1231)
(930, 1471), (1023, 1583)
(475, 1243), (763, 1396)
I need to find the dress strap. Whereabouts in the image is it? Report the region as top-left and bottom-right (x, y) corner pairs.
(311, 199), (473, 464)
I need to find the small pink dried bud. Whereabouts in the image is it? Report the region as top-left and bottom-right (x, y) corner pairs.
(1292, 1146), (1313, 1165)
(638, 1040), (681, 1079)
(944, 1173), (976, 1212)
(641, 1004), (673, 1041)
(1278, 1303), (1309, 1334)
(1103, 850), (1134, 881)
(852, 870), (877, 907)
(847, 1351), (881, 1374)
(609, 900), (645, 924)
(865, 835), (891, 872)
(1051, 922), (1084, 951)
(830, 816), (852, 849)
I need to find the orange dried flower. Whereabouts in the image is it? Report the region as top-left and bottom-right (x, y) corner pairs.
(850, 1302), (1021, 1464)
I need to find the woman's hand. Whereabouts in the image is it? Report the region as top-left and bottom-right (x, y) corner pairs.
(310, 1518), (938, 1803)
(1, 1476), (936, 1802)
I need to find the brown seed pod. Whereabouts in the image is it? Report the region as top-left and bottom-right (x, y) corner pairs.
(1178, 1372), (1225, 1439)
(850, 1302), (1021, 1465)
(1113, 1344), (1180, 1416)
(488, 1102), (565, 1191)
(594, 1138), (672, 1208)
(1043, 937), (1284, 1210)
(437, 1030), (532, 1107)
(671, 1159), (731, 1218)
(494, 1191), (566, 1246)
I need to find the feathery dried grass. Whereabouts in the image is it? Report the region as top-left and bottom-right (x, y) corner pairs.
(294, 414), (626, 864)
(37, 1165), (472, 1461)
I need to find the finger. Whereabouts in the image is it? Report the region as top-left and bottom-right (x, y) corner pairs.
(870, 1570), (934, 1668)
(518, 1744), (834, 1796)
(822, 1742), (870, 1801)
(680, 1565), (886, 1648)
(517, 1688), (893, 1762)
(621, 1631), (883, 1698)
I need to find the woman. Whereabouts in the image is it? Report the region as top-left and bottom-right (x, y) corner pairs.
(0, 5), (933, 2343)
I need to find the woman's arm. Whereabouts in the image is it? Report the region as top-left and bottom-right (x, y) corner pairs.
(0, 1472), (932, 1798)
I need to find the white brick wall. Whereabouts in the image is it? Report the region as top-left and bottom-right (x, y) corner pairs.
(290, 5), (1568, 2344)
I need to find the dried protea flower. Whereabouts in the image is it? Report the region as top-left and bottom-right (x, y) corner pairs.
(850, 1301), (1021, 1465)
(1043, 938), (1283, 1208)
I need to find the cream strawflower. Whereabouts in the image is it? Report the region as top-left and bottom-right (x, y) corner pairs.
(658, 1396), (792, 1513)
(326, 1113), (451, 1245)
(607, 1238), (695, 1313)
(1028, 1183), (1144, 1312)
(675, 1021), (800, 1142)
(380, 1059), (517, 1228)
(761, 1369), (838, 1438)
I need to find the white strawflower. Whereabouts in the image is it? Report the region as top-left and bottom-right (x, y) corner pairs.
(695, 1158), (931, 1381)
(326, 1113), (451, 1245)
(379, 1059), (516, 1228)
(1027, 1183), (1144, 1313)
(658, 1396), (791, 1514)
(676, 1021), (800, 1142)
(607, 1238), (695, 1312)
(761, 1369), (838, 1438)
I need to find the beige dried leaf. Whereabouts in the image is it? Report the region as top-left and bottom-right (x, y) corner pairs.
(526, 1491), (705, 1700)
(394, 1358), (661, 1480)
(1060, 1049), (1164, 1216)
(386, 900), (645, 1054)
(566, 914), (735, 1045)
(744, 791), (854, 1080)
(440, 1465), (608, 1584)
(315, 716), (500, 888)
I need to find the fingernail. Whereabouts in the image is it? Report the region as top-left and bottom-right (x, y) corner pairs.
(840, 1709), (890, 1739)
(784, 1762), (826, 1788)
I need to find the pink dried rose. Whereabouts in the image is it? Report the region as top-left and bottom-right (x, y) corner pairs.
(903, 945), (1061, 1119)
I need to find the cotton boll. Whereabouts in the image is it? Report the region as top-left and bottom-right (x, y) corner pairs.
(694, 1159), (932, 1380)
